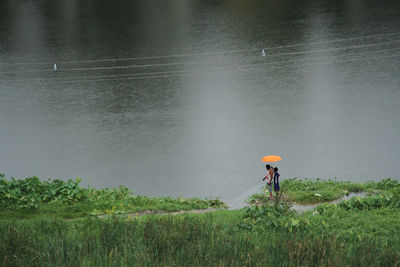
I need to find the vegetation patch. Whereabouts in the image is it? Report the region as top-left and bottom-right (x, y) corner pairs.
(236, 183), (400, 265)
(247, 177), (397, 204)
(0, 175), (226, 219)
(1, 207), (399, 266)
(1, 175), (399, 265)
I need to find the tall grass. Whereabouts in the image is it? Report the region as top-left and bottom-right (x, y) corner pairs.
(1, 177), (399, 265)
(1, 212), (398, 266)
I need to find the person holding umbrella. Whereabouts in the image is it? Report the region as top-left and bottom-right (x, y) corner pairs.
(262, 164), (274, 200)
(261, 155), (282, 201)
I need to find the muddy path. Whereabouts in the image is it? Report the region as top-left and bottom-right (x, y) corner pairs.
(97, 207), (225, 219)
(250, 192), (367, 214)
(96, 192), (367, 219)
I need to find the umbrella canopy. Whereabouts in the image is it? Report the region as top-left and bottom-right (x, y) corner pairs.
(261, 155), (282, 162)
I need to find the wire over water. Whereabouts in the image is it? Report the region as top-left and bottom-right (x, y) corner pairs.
(3, 46), (399, 84)
(1, 38), (400, 75)
(5, 52), (398, 85)
(1, 31), (400, 66)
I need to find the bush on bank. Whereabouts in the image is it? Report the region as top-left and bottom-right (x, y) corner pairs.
(0, 175), (226, 218)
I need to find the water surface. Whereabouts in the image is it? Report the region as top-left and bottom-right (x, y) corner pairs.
(1, 0), (399, 207)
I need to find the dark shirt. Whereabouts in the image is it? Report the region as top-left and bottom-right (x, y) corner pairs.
(274, 172), (280, 185)
(274, 172), (280, 191)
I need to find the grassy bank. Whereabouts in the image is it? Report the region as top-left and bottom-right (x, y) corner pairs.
(0, 175), (226, 219)
(1, 176), (399, 266)
(247, 177), (397, 204)
(1, 208), (399, 266)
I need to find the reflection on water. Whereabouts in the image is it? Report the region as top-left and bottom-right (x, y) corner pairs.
(0, 0), (399, 207)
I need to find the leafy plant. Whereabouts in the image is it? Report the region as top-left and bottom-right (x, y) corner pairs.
(0, 176), (226, 217)
(0, 176), (87, 210)
(239, 200), (296, 232)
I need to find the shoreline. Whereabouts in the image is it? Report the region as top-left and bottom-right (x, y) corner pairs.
(0, 176), (397, 219)
(2, 177), (399, 265)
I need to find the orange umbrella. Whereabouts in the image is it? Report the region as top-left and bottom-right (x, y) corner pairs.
(261, 155), (282, 162)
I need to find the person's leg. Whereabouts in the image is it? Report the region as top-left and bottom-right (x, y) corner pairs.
(268, 184), (274, 200)
(274, 183), (280, 199)
(264, 186), (268, 199)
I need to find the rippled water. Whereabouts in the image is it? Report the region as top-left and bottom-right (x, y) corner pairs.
(1, 0), (399, 206)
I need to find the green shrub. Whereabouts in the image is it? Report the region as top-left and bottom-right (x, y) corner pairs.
(0, 176), (86, 209)
(0, 176), (226, 218)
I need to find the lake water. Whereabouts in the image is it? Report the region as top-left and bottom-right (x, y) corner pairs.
(1, 0), (399, 208)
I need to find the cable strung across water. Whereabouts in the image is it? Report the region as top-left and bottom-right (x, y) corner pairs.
(1, 38), (400, 75)
(1, 31), (400, 67)
(6, 50), (399, 85)
(43, 54), (400, 84)
(4, 46), (399, 84)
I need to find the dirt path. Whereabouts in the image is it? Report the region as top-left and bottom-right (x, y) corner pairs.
(233, 192), (367, 214)
(289, 192), (367, 213)
(97, 207), (225, 218)
(96, 192), (367, 218)
(257, 192), (367, 214)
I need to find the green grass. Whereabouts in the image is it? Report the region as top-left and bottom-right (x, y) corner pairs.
(1, 207), (399, 266)
(242, 189), (400, 245)
(1, 176), (400, 265)
(0, 176), (226, 219)
(247, 178), (397, 204)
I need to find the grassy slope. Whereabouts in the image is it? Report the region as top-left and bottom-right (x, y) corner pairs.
(1, 177), (399, 265)
(247, 178), (389, 204)
(0, 199), (226, 219)
(1, 208), (399, 266)
(0, 176), (226, 219)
